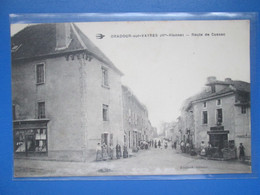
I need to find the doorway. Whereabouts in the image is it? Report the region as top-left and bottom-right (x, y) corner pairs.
(209, 133), (228, 150)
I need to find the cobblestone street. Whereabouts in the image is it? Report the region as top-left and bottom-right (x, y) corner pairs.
(14, 147), (251, 178)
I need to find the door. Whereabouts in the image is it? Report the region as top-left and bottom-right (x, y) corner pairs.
(101, 133), (109, 145)
(209, 134), (228, 149)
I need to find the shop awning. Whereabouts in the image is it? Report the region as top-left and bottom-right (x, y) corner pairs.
(13, 118), (50, 130)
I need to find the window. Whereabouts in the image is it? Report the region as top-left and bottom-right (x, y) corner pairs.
(103, 104), (109, 121)
(217, 99), (221, 106)
(102, 67), (109, 87)
(14, 128), (47, 153)
(211, 85), (216, 93)
(241, 106), (247, 114)
(38, 102), (45, 119)
(35, 129), (47, 152)
(216, 108), (223, 125)
(202, 111), (208, 124)
(36, 63), (45, 84)
(203, 102), (207, 108)
(12, 104), (16, 120)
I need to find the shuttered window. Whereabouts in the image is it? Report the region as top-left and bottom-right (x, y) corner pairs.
(36, 63), (45, 84)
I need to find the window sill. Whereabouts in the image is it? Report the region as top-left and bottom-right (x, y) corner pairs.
(38, 117), (46, 119)
(101, 84), (110, 89)
(36, 82), (45, 86)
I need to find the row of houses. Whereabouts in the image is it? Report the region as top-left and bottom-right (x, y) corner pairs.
(11, 23), (155, 161)
(173, 76), (251, 159)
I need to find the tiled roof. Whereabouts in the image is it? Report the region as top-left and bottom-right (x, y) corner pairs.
(122, 85), (147, 112)
(182, 80), (250, 111)
(11, 24), (83, 60)
(72, 24), (123, 75)
(11, 23), (123, 75)
(232, 80), (250, 93)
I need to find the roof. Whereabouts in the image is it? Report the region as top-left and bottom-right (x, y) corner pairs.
(122, 85), (148, 112)
(11, 23), (123, 75)
(11, 24), (82, 59)
(72, 24), (123, 75)
(182, 79), (250, 111)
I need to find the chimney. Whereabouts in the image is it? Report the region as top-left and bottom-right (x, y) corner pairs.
(56, 23), (71, 50)
(225, 78), (232, 83)
(207, 76), (217, 84)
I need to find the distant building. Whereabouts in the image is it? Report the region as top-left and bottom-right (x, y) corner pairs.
(12, 23), (124, 161)
(122, 85), (152, 150)
(179, 77), (251, 158)
(159, 122), (176, 141)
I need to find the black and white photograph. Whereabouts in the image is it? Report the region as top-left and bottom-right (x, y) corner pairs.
(11, 19), (251, 177)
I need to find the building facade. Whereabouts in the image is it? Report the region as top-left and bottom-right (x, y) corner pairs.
(12, 23), (124, 161)
(178, 77), (251, 158)
(122, 85), (152, 151)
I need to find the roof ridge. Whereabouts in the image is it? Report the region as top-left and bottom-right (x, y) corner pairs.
(70, 23), (87, 50)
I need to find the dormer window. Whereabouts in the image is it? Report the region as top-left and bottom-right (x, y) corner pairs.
(11, 44), (22, 52)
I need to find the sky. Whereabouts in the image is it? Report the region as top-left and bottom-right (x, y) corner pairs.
(11, 20), (250, 130)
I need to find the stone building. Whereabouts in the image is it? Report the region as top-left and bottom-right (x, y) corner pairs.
(12, 23), (124, 161)
(179, 77), (251, 158)
(122, 85), (152, 150)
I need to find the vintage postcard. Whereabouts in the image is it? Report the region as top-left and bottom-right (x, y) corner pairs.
(11, 19), (251, 177)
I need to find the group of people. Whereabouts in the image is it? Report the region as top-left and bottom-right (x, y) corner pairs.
(96, 143), (129, 161)
(200, 141), (212, 156)
(180, 140), (192, 154)
(150, 139), (168, 149)
(199, 141), (246, 161)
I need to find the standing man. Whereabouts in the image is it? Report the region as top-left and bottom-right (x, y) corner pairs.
(96, 143), (102, 161)
(158, 140), (161, 149)
(116, 143), (122, 159)
(180, 140), (185, 153)
(239, 143), (245, 161)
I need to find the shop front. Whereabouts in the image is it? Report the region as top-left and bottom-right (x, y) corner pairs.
(13, 119), (49, 156)
(207, 125), (236, 160)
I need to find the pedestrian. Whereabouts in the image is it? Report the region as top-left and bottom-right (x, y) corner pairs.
(154, 140), (157, 148)
(164, 142), (168, 149)
(180, 141), (185, 153)
(145, 142), (148, 150)
(108, 143), (114, 160)
(239, 143), (245, 161)
(174, 141), (177, 149)
(123, 144), (128, 158)
(206, 142), (212, 157)
(95, 143), (102, 161)
(158, 140), (161, 149)
(186, 142), (190, 153)
(102, 143), (108, 161)
(116, 143), (122, 159)
(200, 141), (206, 156)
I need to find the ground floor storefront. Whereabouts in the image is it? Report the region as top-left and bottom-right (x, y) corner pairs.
(13, 119), (49, 157)
(178, 125), (251, 162)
